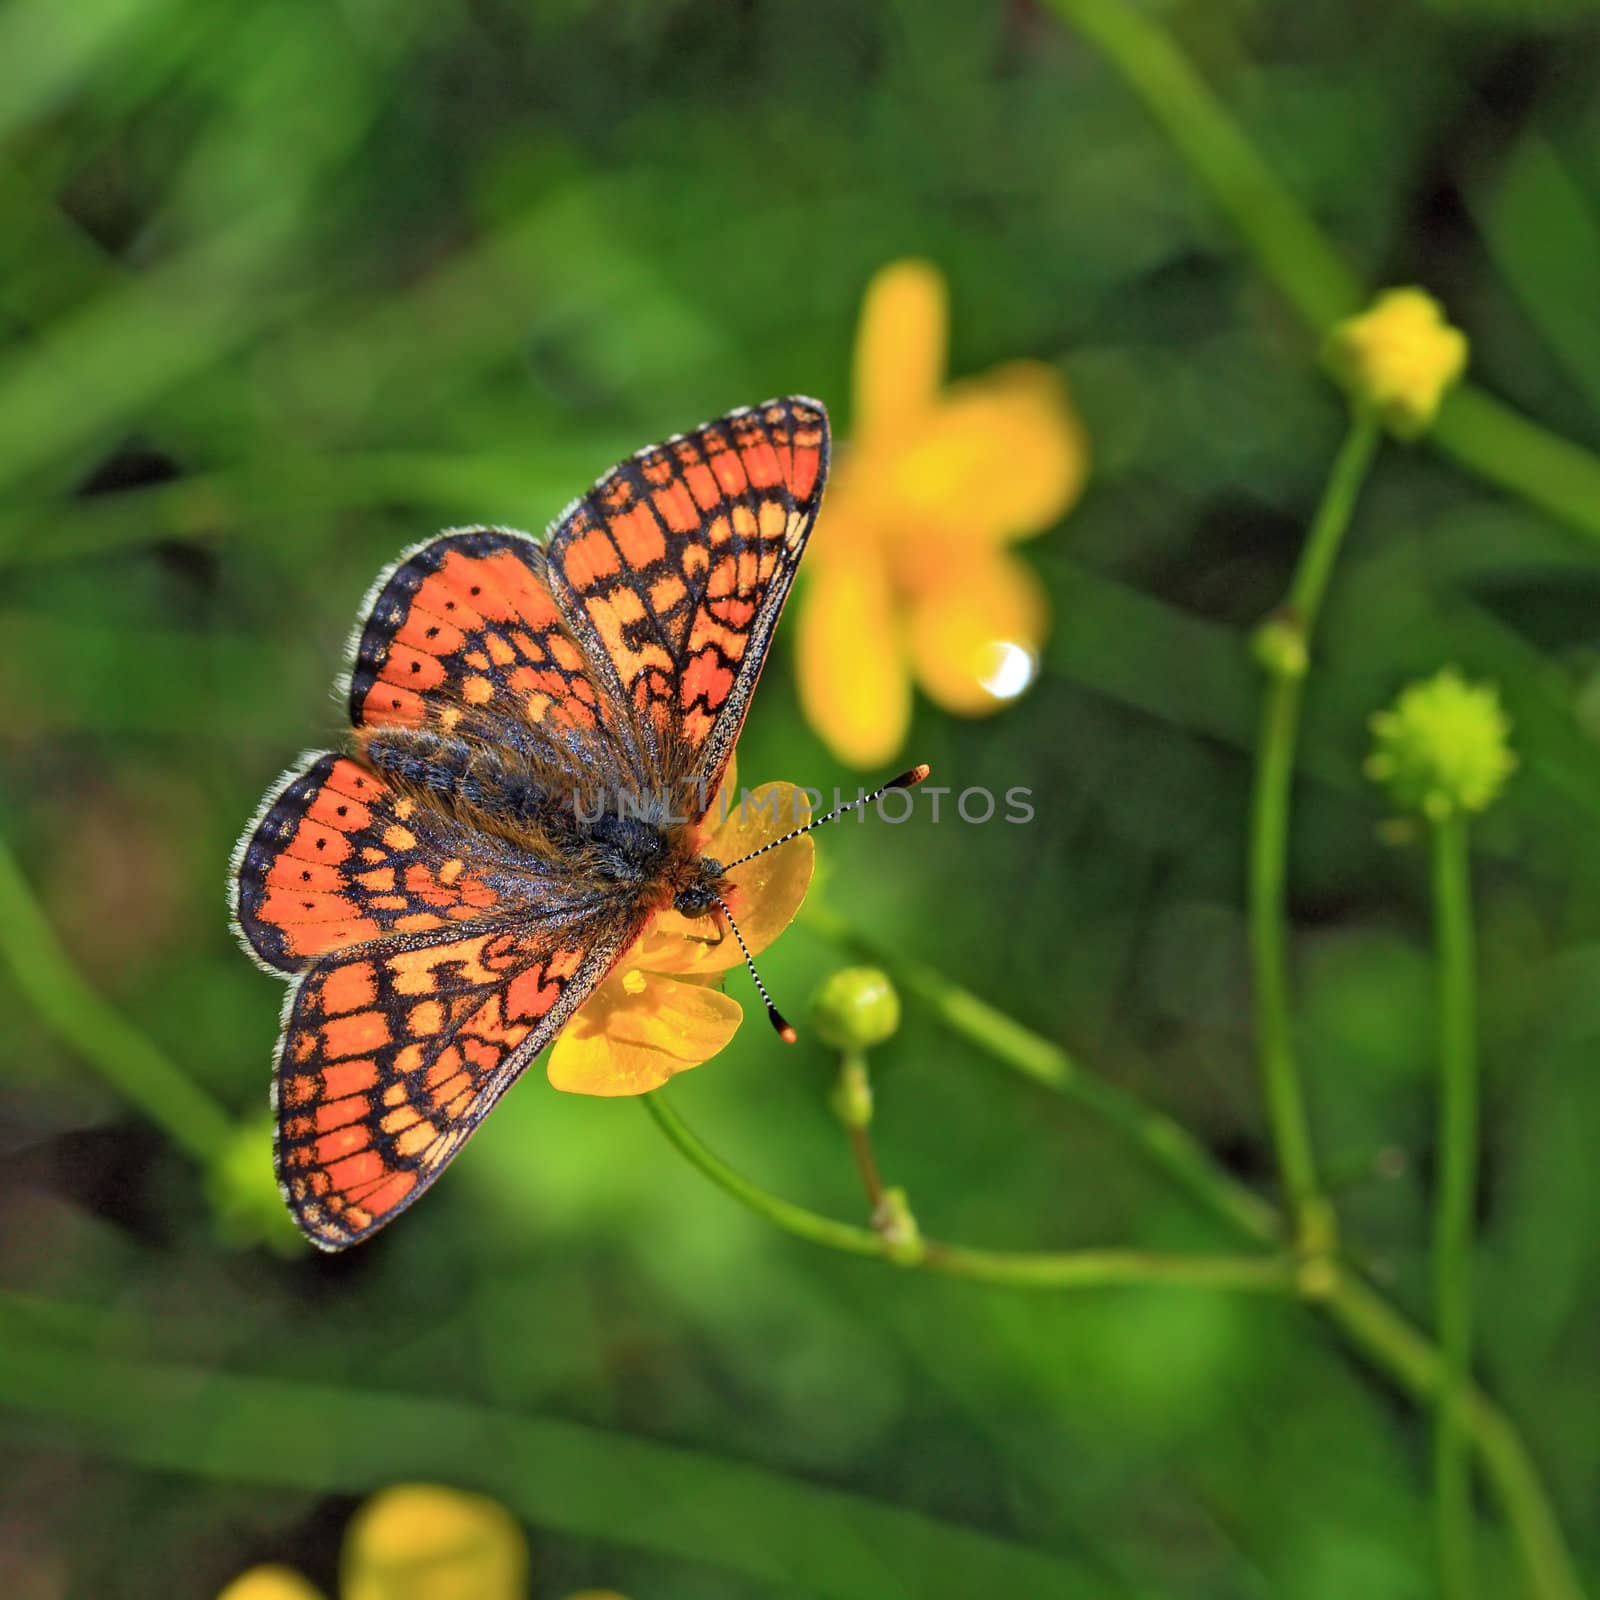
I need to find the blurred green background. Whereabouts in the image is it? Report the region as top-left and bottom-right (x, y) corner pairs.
(2, 0), (1599, 1596)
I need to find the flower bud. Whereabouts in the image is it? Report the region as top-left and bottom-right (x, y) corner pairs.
(1251, 614), (1309, 680)
(829, 1057), (874, 1130)
(1365, 669), (1516, 822)
(343, 1485), (527, 1600)
(1324, 288), (1468, 440)
(810, 966), (900, 1053)
(216, 1568), (326, 1600)
(872, 1186), (924, 1266)
(205, 1117), (305, 1257)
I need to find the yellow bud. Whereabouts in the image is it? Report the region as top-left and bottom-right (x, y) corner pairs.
(1324, 287), (1468, 439)
(216, 1567), (326, 1600)
(343, 1484), (528, 1600)
(205, 1117), (306, 1257)
(1365, 669), (1516, 822)
(810, 966), (900, 1052)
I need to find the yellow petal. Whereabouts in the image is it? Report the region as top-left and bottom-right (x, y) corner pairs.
(853, 259), (946, 445)
(342, 1484), (526, 1600)
(885, 361), (1087, 544)
(216, 1568), (326, 1600)
(796, 542), (912, 768)
(548, 969), (743, 1096)
(907, 549), (1048, 716)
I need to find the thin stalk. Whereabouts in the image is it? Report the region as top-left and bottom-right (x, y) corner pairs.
(798, 902), (1281, 1246)
(1045, 0), (1600, 548)
(1431, 815), (1481, 1598)
(803, 911), (1585, 1599)
(1248, 413), (1381, 1250)
(0, 830), (234, 1165)
(641, 1092), (1292, 1294)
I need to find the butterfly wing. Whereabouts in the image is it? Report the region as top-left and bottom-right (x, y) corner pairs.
(232, 752), (581, 975)
(345, 525), (648, 791)
(544, 395), (828, 806)
(275, 915), (641, 1249)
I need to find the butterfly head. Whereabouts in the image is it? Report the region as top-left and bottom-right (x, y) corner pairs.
(669, 853), (728, 919)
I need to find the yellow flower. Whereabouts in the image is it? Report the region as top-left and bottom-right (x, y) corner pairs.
(546, 751), (814, 1096)
(217, 1484), (528, 1600)
(1324, 287), (1468, 440)
(797, 259), (1089, 766)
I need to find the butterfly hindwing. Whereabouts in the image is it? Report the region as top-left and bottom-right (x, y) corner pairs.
(545, 396), (828, 800)
(274, 917), (641, 1249)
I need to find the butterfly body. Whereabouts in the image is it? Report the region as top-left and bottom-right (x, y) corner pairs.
(232, 398), (829, 1250)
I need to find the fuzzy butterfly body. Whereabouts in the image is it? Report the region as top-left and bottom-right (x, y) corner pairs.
(232, 398), (829, 1250)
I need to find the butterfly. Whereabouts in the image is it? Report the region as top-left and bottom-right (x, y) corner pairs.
(232, 397), (831, 1250)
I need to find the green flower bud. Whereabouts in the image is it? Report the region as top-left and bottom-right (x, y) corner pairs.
(811, 966), (900, 1053)
(1365, 668), (1516, 822)
(829, 1057), (874, 1130)
(1324, 287), (1468, 440)
(1251, 614), (1309, 680)
(872, 1187), (924, 1266)
(205, 1117), (305, 1257)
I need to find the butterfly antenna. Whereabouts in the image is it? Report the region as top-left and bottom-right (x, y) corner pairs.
(713, 893), (797, 1044)
(719, 764), (931, 871)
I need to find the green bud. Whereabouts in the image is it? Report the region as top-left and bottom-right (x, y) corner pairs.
(872, 1187), (924, 1266)
(206, 1117), (305, 1257)
(1251, 614), (1309, 680)
(829, 1056), (874, 1129)
(811, 966), (900, 1052)
(1365, 668), (1516, 822)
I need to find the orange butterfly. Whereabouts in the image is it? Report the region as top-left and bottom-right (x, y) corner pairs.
(231, 399), (849, 1250)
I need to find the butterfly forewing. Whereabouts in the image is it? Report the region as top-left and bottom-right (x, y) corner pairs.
(545, 396), (828, 807)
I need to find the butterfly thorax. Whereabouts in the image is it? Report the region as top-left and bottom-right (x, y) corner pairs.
(360, 725), (728, 917)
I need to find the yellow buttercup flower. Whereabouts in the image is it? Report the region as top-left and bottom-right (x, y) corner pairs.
(217, 1484), (528, 1600)
(1324, 287), (1468, 440)
(546, 751), (814, 1096)
(797, 259), (1089, 766)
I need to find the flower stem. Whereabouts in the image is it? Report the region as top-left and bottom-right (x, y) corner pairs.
(803, 910), (1583, 1598)
(799, 902), (1280, 1246)
(641, 1092), (1293, 1294)
(1044, 0), (1600, 549)
(1248, 412), (1381, 1252)
(1431, 814), (1481, 1598)
(1325, 1277), (1582, 1600)
(0, 829), (235, 1165)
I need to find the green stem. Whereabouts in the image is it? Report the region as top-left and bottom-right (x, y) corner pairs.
(641, 1093), (1293, 1294)
(0, 829), (235, 1165)
(798, 902), (1280, 1245)
(802, 913), (1584, 1599)
(1431, 815), (1481, 1598)
(1248, 413), (1380, 1252)
(1044, 0), (1600, 549)
(1325, 1279), (1582, 1600)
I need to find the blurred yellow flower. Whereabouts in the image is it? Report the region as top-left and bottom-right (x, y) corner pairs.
(797, 259), (1089, 766)
(217, 1484), (528, 1600)
(546, 752), (814, 1096)
(1324, 287), (1468, 440)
